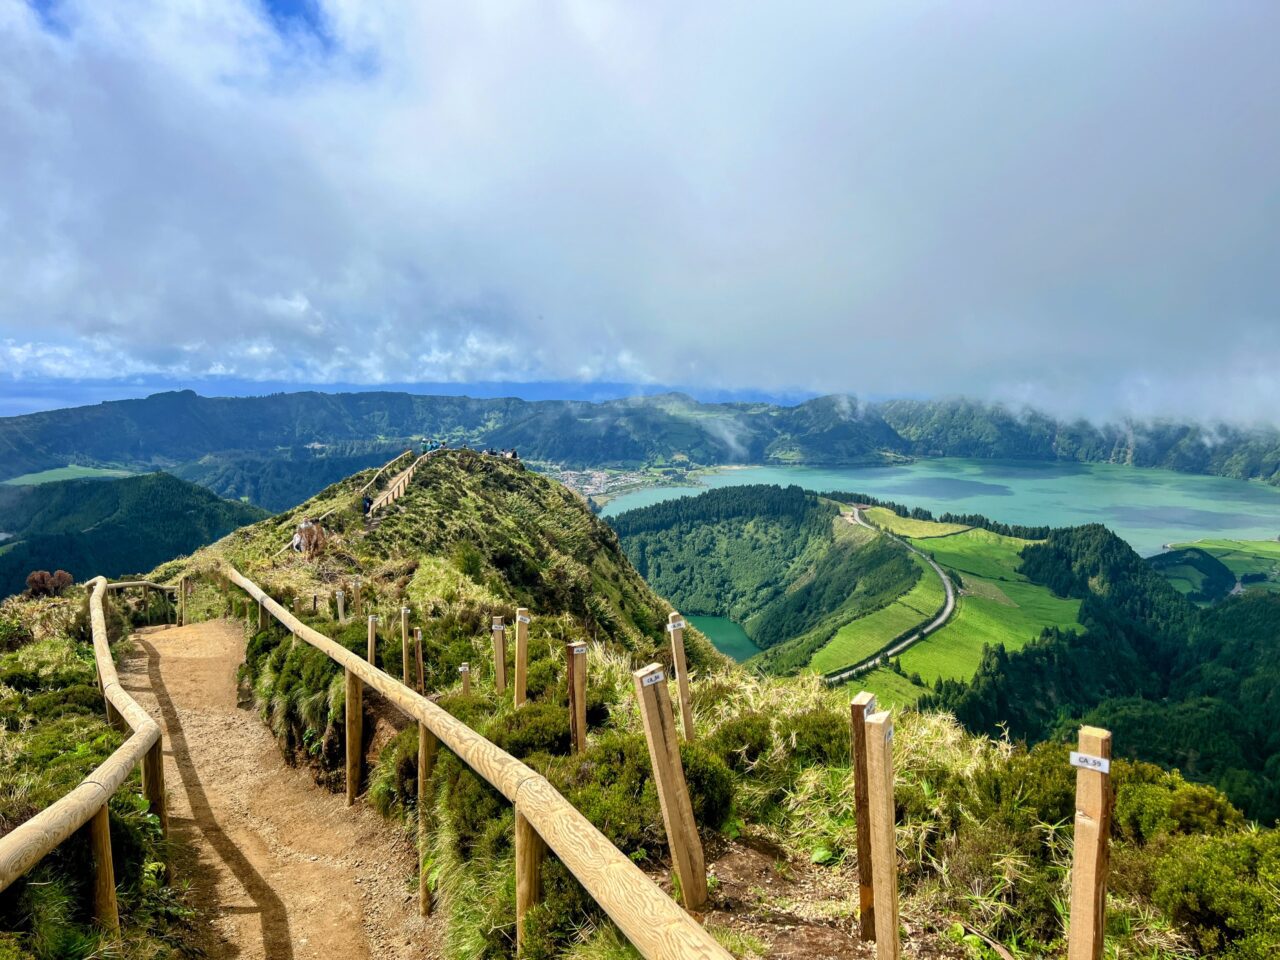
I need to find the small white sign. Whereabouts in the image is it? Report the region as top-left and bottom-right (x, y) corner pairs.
(862, 696), (877, 715)
(492, 623), (505, 632)
(516, 614), (531, 624)
(572, 645), (587, 655)
(459, 664), (470, 673)
(1070, 751), (1111, 774)
(666, 620), (687, 632)
(642, 670), (665, 687)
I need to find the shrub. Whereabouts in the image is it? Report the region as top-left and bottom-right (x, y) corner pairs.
(486, 703), (570, 759)
(709, 711), (774, 773)
(786, 707), (848, 766)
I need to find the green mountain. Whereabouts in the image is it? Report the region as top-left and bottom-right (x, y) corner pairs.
(7, 390), (1280, 512)
(0, 472), (267, 597)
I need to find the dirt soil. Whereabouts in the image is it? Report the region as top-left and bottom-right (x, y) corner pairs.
(119, 621), (441, 960)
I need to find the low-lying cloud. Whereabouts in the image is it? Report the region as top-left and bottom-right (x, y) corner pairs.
(2, 1), (1279, 424)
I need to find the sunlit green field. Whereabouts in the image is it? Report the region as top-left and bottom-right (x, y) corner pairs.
(864, 506), (970, 538)
(2, 465), (134, 485)
(808, 552), (944, 673)
(908, 525), (1029, 581)
(1169, 538), (1280, 592)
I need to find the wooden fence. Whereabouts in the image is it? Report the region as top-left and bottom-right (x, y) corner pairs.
(368, 449), (437, 515)
(0, 578), (173, 933)
(220, 563), (731, 960)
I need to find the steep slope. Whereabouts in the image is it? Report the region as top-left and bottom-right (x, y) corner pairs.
(0, 473), (266, 597)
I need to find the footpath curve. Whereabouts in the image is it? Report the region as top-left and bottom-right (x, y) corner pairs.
(823, 507), (956, 685)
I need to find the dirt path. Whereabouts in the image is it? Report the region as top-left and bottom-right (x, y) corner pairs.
(118, 621), (439, 960)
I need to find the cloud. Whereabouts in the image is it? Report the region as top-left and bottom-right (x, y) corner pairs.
(1, 1), (1279, 423)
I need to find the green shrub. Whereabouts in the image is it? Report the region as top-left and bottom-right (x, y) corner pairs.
(486, 703), (570, 759)
(708, 711), (773, 773)
(786, 707), (848, 766)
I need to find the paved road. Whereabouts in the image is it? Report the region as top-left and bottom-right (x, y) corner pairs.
(823, 508), (957, 685)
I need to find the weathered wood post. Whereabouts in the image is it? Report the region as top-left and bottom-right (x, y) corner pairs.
(367, 615), (378, 665)
(257, 599), (264, 632)
(401, 606), (411, 686)
(418, 722), (439, 916)
(414, 627), (425, 693)
(667, 612), (695, 741)
(87, 804), (119, 934)
(632, 663), (707, 910)
(345, 668), (363, 806)
(514, 607), (531, 707)
(492, 616), (507, 694)
(313, 594), (318, 614)
(336, 590), (346, 623)
(515, 806), (547, 953)
(142, 738), (168, 839)
(1068, 726), (1113, 960)
(567, 642), (588, 754)
(851, 691), (877, 941)
(459, 662), (471, 696)
(179, 576), (187, 626)
(353, 577), (362, 615)
(865, 710), (899, 960)
(144, 584), (151, 625)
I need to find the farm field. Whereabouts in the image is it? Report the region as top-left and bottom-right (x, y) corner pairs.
(807, 551), (944, 673)
(1, 465), (135, 485)
(863, 506), (970, 538)
(1168, 538), (1280, 591)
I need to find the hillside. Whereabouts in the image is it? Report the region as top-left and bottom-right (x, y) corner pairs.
(0, 473), (266, 597)
(143, 456), (1277, 959)
(7, 391), (1280, 512)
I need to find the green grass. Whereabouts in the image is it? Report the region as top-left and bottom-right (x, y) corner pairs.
(851, 666), (930, 708)
(2, 465), (134, 486)
(807, 552), (944, 674)
(864, 507), (970, 539)
(1169, 538), (1280, 589)
(907, 526), (1033, 581)
(1157, 563), (1208, 596)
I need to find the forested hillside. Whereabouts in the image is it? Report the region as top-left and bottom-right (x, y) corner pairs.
(0, 473), (266, 597)
(7, 391), (1280, 512)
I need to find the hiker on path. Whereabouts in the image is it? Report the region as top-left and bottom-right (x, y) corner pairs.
(363, 495), (373, 515)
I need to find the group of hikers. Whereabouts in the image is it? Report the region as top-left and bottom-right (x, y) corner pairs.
(482, 447), (520, 460)
(290, 517), (326, 557)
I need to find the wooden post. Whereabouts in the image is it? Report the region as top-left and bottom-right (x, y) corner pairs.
(667, 612), (695, 741)
(142, 738), (168, 839)
(418, 722), (439, 917)
(851, 692), (876, 941)
(515, 807), (547, 954)
(313, 594), (318, 613)
(567, 643), (588, 754)
(401, 607), (411, 686)
(87, 804), (119, 935)
(414, 627), (425, 693)
(144, 585), (151, 625)
(632, 663), (707, 911)
(345, 668), (363, 805)
(514, 608), (530, 707)
(257, 599), (264, 632)
(1068, 726), (1113, 960)
(492, 617), (507, 694)
(336, 590), (345, 623)
(459, 662), (471, 696)
(179, 576), (187, 626)
(367, 615), (378, 665)
(865, 710), (899, 960)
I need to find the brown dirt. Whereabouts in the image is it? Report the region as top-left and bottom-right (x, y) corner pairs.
(118, 621), (441, 960)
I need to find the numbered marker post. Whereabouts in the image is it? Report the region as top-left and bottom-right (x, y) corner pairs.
(414, 627), (425, 693)
(492, 617), (507, 694)
(459, 662), (471, 697)
(865, 710), (899, 960)
(401, 606), (411, 686)
(567, 643), (588, 753)
(851, 691), (877, 941)
(632, 663), (707, 910)
(367, 615), (378, 664)
(336, 590), (345, 623)
(667, 612), (695, 741)
(514, 608), (531, 707)
(1068, 726), (1113, 960)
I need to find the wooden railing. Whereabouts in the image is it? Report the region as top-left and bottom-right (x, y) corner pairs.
(368, 449), (437, 515)
(222, 562), (730, 960)
(0, 578), (171, 933)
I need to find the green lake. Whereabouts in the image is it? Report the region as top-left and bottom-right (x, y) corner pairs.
(686, 615), (761, 662)
(602, 459), (1280, 558)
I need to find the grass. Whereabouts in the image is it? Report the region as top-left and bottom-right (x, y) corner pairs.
(863, 506), (970, 539)
(851, 665), (929, 707)
(1169, 538), (1280, 590)
(907, 525), (1031, 581)
(2, 466), (135, 486)
(807, 552), (944, 674)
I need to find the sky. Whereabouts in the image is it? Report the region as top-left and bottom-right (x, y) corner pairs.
(2, 1), (1279, 422)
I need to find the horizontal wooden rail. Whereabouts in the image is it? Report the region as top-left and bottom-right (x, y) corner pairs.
(222, 563), (730, 960)
(106, 580), (176, 592)
(0, 578), (166, 914)
(368, 449), (438, 515)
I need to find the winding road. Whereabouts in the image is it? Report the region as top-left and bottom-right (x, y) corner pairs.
(823, 507), (957, 685)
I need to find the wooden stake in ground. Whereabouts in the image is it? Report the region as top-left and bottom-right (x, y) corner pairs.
(514, 608), (531, 707)
(179, 576), (187, 626)
(366, 615), (378, 665)
(257, 599), (264, 632)
(1068, 726), (1113, 960)
(667, 612), (695, 741)
(515, 807), (547, 953)
(865, 710), (899, 960)
(345, 668), (363, 806)
(492, 616), (507, 694)
(459, 662), (471, 696)
(632, 663), (707, 911)
(87, 804), (119, 934)
(567, 643), (588, 753)
(417, 723), (439, 916)
(353, 578), (362, 615)
(850, 691), (877, 941)
(142, 738), (168, 839)
(414, 627), (425, 693)
(401, 606), (411, 686)
(336, 590), (345, 623)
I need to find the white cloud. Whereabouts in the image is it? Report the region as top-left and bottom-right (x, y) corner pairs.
(1, 0), (1279, 422)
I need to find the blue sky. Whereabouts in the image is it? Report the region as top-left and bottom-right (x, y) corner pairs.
(2, 1), (1279, 422)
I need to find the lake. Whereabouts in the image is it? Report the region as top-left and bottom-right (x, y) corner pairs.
(602, 459), (1280, 558)
(686, 615), (761, 662)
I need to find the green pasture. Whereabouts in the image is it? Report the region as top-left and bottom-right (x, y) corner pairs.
(1170, 538), (1280, 586)
(2, 465), (135, 486)
(864, 506), (970, 538)
(907, 525), (1033, 581)
(850, 666), (929, 708)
